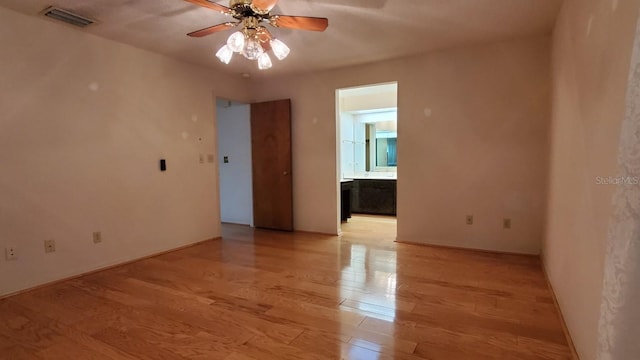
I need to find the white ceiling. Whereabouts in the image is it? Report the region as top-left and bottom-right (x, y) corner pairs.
(0, 0), (563, 78)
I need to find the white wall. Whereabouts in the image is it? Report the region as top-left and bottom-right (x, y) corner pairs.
(544, 0), (640, 358)
(216, 101), (253, 226)
(249, 36), (551, 253)
(0, 6), (249, 297)
(340, 90), (397, 112)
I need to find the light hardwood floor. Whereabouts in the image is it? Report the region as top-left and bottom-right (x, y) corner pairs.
(0, 217), (572, 359)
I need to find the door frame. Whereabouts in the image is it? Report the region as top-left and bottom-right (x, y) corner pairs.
(215, 97), (254, 227)
(335, 81), (399, 234)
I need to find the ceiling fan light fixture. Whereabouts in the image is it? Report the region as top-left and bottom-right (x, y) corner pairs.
(185, 0), (328, 69)
(227, 31), (246, 53)
(258, 53), (273, 70)
(270, 38), (290, 60)
(216, 45), (234, 64)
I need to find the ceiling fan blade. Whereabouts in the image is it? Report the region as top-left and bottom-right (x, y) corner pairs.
(184, 0), (233, 15)
(252, 0), (279, 12)
(187, 22), (235, 37)
(257, 27), (273, 43)
(271, 15), (328, 32)
(306, 0), (387, 9)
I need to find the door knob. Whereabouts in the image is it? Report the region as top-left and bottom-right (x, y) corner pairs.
(283, 171), (289, 175)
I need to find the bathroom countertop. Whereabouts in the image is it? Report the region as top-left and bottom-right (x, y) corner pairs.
(344, 175), (397, 180)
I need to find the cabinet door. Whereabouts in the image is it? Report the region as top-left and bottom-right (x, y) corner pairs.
(354, 122), (366, 143)
(351, 180), (396, 215)
(341, 140), (355, 178)
(354, 142), (366, 174)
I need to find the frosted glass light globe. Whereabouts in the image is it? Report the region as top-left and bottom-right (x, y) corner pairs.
(270, 39), (290, 60)
(258, 53), (273, 70)
(215, 45), (233, 64)
(242, 38), (264, 60)
(226, 31), (245, 53)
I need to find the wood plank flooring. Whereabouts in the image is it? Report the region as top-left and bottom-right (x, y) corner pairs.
(0, 216), (572, 359)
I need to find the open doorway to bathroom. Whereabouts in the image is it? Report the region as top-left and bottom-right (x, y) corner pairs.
(336, 82), (398, 239)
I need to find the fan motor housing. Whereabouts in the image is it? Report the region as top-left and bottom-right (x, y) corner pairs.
(229, 0), (251, 7)
(229, 0), (271, 18)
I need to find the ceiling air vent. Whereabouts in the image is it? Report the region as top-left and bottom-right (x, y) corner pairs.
(42, 6), (94, 28)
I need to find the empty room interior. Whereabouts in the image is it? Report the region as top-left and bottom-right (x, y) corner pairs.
(1, 0), (639, 359)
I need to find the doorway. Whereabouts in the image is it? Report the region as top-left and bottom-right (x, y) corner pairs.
(216, 98), (253, 226)
(336, 82), (398, 237)
(216, 97), (293, 231)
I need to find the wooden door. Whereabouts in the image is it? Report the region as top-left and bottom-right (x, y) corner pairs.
(251, 99), (293, 231)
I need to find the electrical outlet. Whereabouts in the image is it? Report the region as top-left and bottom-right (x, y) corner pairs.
(44, 239), (56, 253)
(5, 247), (17, 261)
(503, 218), (512, 229)
(466, 215), (474, 225)
(93, 231), (102, 244)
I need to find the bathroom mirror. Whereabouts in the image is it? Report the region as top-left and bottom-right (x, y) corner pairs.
(376, 136), (397, 167)
(364, 121), (397, 170)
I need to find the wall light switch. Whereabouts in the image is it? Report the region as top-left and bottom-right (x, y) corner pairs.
(223, 156), (229, 164)
(503, 218), (512, 229)
(466, 215), (474, 225)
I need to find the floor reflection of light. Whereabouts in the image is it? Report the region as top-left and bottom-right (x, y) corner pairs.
(344, 341), (381, 360)
(350, 244), (367, 268)
(340, 244), (398, 319)
(339, 242), (398, 358)
(338, 216), (399, 357)
(386, 274), (397, 299)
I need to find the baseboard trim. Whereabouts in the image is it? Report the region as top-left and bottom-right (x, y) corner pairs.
(294, 229), (338, 237)
(0, 237), (221, 300)
(394, 239), (539, 257)
(540, 253), (580, 360)
(223, 223), (338, 238)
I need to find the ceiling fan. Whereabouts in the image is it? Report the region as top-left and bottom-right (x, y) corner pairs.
(185, 0), (329, 69)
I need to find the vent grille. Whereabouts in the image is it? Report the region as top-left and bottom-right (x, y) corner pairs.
(42, 7), (94, 28)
